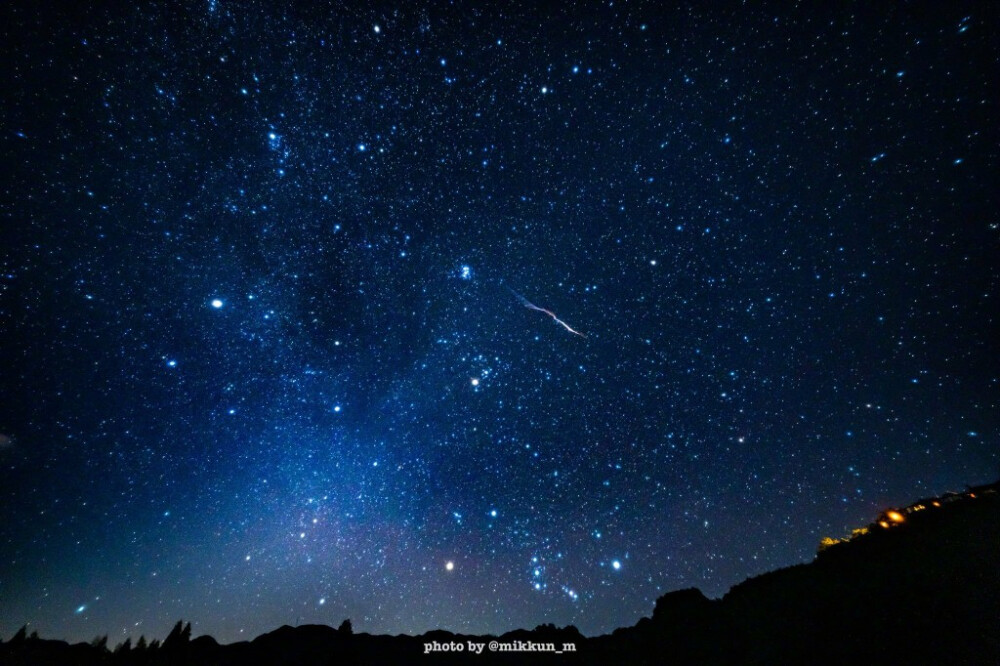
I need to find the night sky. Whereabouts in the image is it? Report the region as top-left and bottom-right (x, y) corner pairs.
(2, 1), (998, 646)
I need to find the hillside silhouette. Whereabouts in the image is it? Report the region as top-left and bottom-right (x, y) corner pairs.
(3, 481), (997, 665)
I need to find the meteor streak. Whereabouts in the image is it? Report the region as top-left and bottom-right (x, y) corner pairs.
(509, 288), (586, 338)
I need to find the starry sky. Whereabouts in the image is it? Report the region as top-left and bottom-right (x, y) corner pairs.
(1, 0), (998, 646)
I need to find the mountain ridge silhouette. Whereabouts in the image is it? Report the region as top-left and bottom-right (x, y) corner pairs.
(4, 480), (997, 664)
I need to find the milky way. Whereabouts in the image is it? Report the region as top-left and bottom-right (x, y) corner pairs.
(1, 1), (997, 645)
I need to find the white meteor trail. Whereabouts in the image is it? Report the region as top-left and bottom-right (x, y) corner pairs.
(509, 288), (586, 338)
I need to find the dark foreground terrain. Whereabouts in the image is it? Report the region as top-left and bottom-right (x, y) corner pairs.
(4, 482), (998, 665)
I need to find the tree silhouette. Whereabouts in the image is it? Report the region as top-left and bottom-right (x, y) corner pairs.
(114, 637), (132, 654)
(163, 620), (192, 649)
(338, 619), (353, 635)
(10, 626), (27, 644)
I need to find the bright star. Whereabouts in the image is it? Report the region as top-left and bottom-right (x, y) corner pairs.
(445, 561), (454, 571)
(211, 299), (223, 309)
(612, 560), (622, 570)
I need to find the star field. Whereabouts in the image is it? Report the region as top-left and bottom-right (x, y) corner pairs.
(1, 1), (998, 644)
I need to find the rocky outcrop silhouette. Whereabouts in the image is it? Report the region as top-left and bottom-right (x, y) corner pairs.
(3, 481), (997, 664)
